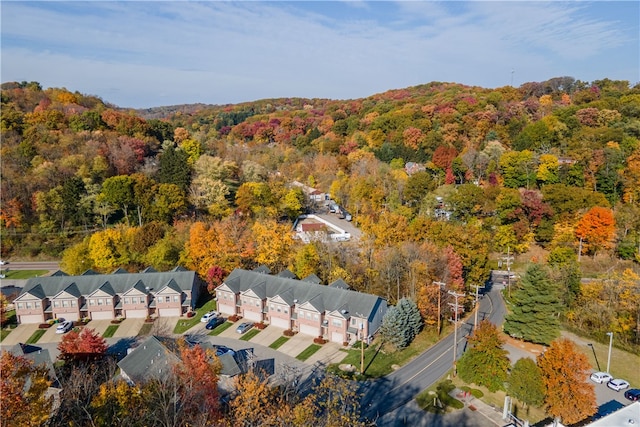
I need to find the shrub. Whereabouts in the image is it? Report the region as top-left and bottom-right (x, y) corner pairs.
(283, 329), (295, 337)
(255, 322), (266, 330)
(186, 312), (195, 318)
(314, 336), (327, 344)
(110, 319), (121, 324)
(228, 314), (241, 322)
(38, 323), (50, 329)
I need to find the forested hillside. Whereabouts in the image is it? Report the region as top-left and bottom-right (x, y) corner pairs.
(2, 77), (639, 346)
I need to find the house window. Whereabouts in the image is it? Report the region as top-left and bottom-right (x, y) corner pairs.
(98, 299), (103, 305)
(270, 304), (274, 311)
(26, 302), (32, 309)
(63, 300), (69, 307)
(284, 308), (288, 314)
(313, 314), (319, 321)
(173, 295), (179, 302)
(17, 303), (24, 309)
(124, 298), (130, 304)
(54, 301), (60, 307)
(332, 319), (342, 327)
(106, 299), (111, 305)
(351, 318), (357, 326)
(71, 301), (77, 307)
(277, 306), (281, 312)
(305, 312), (311, 320)
(90, 299), (96, 305)
(35, 301), (41, 308)
(165, 296), (170, 303)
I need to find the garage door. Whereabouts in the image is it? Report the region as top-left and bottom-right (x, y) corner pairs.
(299, 324), (319, 337)
(331, 332), (344, 344)
(158, 308), (181, 317)
(19, 314), (43, 324)
(58, 312), (79, 321)
(270, 317), (290, 329)
(90, 311), (113, 320)
(218, 302), (235, 316)
(243, 310), (262, 322)
(125, 309), (148, 318)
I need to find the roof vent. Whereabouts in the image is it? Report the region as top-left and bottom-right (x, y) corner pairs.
(341, 309), (347, 314)
(293, 299), (298, 303)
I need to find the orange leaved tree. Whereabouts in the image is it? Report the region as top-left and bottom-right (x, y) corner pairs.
(537, 338), (597, 424)
(575, 206), (616, 257)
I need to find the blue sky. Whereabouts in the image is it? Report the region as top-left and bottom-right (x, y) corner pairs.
(1, 1), (638, 108)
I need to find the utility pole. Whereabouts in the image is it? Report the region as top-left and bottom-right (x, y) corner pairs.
(472, 283), (484, 331)
(360, 322), (365, 375)
(448, 290), (465, 376)
(502, 247), (514, 298)
(433, 281), (446, 335)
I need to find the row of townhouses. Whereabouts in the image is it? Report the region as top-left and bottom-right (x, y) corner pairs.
(14, 266), (388, 344)
(216, 268), (387, 344)
(14, 267), (201, 323)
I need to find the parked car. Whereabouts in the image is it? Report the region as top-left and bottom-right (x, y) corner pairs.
(205, 317), (224, 330)
(0, 260), (7, 265)
(607, 379), (630, 392)
(55, 320), (74, 334)
(214, 345), (236, 357)
(590, 372), (613, 384)
(236, 322), (253, 334)
(624, 389), (640, 401)
(200, 310), (220, 323)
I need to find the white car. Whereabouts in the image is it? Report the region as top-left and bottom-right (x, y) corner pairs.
(607, 379), (630, 392)
(0, 260), (7, 265)
(55, 320), (74, 334)
(590, 372), (613, 384)
(200, 310), (220, 323)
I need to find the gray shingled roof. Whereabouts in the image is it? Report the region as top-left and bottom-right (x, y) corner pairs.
(19, 269), (199, 300)
(301, 274), (322, 284)
(223, 269), (385, 321)
(277, 269), (297, 279)
(118, 336), (180, 383)
(329, 278), (350, 290)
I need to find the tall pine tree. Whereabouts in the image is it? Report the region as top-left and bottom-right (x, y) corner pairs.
(504, 264), (562, 345)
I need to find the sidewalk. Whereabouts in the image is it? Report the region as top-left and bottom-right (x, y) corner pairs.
(451, 388), (506, 426)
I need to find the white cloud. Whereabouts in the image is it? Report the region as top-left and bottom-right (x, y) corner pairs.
(1, 1), (637, 108)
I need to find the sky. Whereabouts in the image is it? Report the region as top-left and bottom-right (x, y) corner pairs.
(1, 1), (638, 109)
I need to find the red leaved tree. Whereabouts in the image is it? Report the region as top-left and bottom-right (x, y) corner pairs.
(175, 344), (222, 424)
(57, 327), (108, 362)
(537, 338), (597, 425)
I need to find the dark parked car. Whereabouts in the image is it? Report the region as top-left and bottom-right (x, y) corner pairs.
(625, 389), (640, 401)
(205, 317), (225, 330)
(236, 322), (253, 334)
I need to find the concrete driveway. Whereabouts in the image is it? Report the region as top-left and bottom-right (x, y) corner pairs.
(245, 325), (283, 347)
(111, 318), (145, 338)
(0, 323), (39, 346)
(306, 342), (346, 365)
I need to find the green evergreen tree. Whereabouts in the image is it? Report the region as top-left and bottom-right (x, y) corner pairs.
(379, 298), (423, 350)
(457, 320), (510, 392)
(157, 144), (192, 192)
(507, 357), (544, 407)
(504, 264), (562, 345)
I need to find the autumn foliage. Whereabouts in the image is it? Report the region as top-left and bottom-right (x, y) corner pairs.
(537, 338), (597, 424)
(575, 206), (616, 256)
(0, 351), (52, 427)
(57, 327), (108, 361)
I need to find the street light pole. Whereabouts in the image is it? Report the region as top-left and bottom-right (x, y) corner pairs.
(433, 281), (446, 335)
(502, 247), (514, 298)
(606, 332), (613, 374)
(448, 290), (465, 376)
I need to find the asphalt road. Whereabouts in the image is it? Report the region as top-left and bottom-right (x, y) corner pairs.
(360, 282), (506, 422)
(0, 261), (60, 271)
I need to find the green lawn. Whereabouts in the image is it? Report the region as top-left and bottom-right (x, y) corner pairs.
(208, 322), (233, 336)
(1, 329), (13, 342)
(296, 344), (322, 361)
(173, 299), (218, 334)
(239, 329), (260, 341)
(269, 336), (289, 349)
(102, 325), (119, 338)
(1, 270), (48, 279)
(26, 329), (46, 344)
(332, 323), (454, 378)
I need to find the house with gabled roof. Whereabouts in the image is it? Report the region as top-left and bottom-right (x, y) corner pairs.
(215, 268), (387, 344)
(14, 267), (203, 324)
